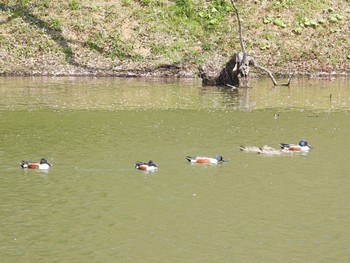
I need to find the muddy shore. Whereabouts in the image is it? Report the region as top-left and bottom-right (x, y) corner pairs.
(1, 59), (349, 80)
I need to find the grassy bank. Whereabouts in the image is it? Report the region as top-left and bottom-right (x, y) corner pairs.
(0, 0), (349, 77)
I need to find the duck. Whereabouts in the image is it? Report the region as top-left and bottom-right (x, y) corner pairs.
(20, 158), (52, 170)
(280, 139), (312, 152)
(186, 155), (227, 164)
(239, 145), (262, 153)
(135, 160), (158, 171)
(258, 146), (285, 155)
(240, 145), (275, 154)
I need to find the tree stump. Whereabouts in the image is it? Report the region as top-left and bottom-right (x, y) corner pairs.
(199, 52), (255, 87)
(198, 0), (292, 88)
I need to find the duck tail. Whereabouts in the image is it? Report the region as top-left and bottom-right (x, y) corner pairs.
(185, 156), (193, 162)
(134, 161), (142, 168)
(20, 161), (28, 168)
(279, 143), (288, 149)
(239, 146), (245, 151)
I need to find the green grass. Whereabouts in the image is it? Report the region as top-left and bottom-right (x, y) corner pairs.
(0, 0), (348, 75)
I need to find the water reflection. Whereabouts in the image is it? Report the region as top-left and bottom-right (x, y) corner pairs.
(0, 76), (349, 111)
(21, 168), (50, 177)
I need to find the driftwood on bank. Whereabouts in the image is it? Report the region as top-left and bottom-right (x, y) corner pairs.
(199, 0), (292, 88)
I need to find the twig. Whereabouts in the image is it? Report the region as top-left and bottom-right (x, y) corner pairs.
(226, 83), (238, 89)
(255, 64), (292, 86)
(230, 0), (246, 54)
(283, 73), (293, 86)
(255, 64), (277, 85)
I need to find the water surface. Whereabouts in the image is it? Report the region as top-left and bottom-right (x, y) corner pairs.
(0, 76), (349, 262)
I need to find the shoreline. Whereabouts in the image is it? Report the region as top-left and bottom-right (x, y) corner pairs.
(1, 69), (349, 79)
(1, 61), (349, 79)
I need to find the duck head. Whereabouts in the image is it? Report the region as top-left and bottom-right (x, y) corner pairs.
(147, 160), (157, 167)
(40, 158), (52, 166)
(299, 140), (312, 148)
(213, 155), (227, 162)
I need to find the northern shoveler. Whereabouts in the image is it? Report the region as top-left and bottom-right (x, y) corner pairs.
(186, 155), (227, 164)
(239, 145), (261, 153)
(135, 160), (158, 171)
(20, 158), (52, 170)
(258, 146), (287, 155)
(240, 145), (277, 154)
(280, 139), (312, 152)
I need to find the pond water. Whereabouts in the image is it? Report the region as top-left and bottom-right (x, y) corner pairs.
(0, 76), (350, 262)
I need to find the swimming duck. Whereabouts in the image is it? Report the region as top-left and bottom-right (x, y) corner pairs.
(239, 145), (262, 153)
(135, 160), (158, 171)
(240, 145), (275, 154)
(280, 140), (312, 152)
(258, 146), (285, 155)
(20, 158), (52, 170)
(186, 155), (227, 164)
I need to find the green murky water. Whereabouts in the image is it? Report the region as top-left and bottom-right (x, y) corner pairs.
(0, 76), (350, 262)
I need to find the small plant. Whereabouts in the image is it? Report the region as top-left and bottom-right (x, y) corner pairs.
(292, 26), (303, 35)
(86, 41), (103, 53)
(36, 0), (50, 8)
(150, 43), (167, 55)
(293, 16), (320, 33)
(62, 47), (73, 59)
(335, 13), (343, 20)
(259, 43), (271, 50)
(267, 0), (293, 11)
(17, 0), (29, 7)
(347, 52), (350, 60)
(121, 0), (131, 6)
(104, 8), (119, 23)
(85, 31), (105, 53)
(72, 23), (84, 31)
(263, 14), (288, 28)
(318, 18), (326, 24)
(137, 0), (162, 6)
(302, 17), (318, 28)
(329, 13), (343, 23)
(273, 17), (286, 28)
(49, 18), (61, 31)
(108, 32), (134, 59)
(68, 0), (80, 11)
(201, 42), (213, 51)
(261, 32), (273, 40)
(263, 15), (273, 24)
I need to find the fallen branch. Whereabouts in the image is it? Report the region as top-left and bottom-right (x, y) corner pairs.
(255, 64), (293, 86)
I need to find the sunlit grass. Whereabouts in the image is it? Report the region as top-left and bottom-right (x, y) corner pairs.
(0, 0), (348, 74)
